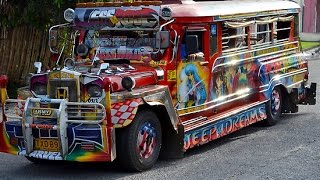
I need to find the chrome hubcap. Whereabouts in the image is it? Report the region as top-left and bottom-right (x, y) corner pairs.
(271, 89), (280, 115)
(137, 122), (156, 159)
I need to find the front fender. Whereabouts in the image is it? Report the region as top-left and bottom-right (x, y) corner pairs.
(110, 85), (179, 131)
(142, 88), (179, 132)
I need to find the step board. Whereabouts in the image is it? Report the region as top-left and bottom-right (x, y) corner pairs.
(182, 101), (266, 132)
(182, 101), (267, 150)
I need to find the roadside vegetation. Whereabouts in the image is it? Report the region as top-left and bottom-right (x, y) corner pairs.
(301, 41), (320, 50)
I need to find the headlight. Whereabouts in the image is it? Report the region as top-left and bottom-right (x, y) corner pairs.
(88, 85), (102, 97)
(64, 58), (75, 69)
(121, 76), (136, 91)
(77, 43), (89, 57)
(32, 83), (47, 95)
(64, 8), (75, 22)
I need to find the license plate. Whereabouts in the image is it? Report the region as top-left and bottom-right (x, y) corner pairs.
(34, 139), (60, 152)
(31, 108), (53, 118)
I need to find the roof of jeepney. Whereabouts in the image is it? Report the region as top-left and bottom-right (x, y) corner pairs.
(164, 0), (300, 20)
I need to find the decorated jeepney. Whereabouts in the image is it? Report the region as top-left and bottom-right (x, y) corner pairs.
(0, 0), (316, 171)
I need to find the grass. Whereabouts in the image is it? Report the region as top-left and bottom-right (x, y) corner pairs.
(300, 41), (320, 50)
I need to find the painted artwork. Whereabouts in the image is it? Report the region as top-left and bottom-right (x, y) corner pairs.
(210, 56), (266, 101)
(184, 104), (267, 150)
(74, 6), (160, 29)
(177, 62), (209, 109)
(210, 44), (304, 101)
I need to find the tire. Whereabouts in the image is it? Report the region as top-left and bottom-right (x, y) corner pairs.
(263, 86), (282, 126)
(116, 110), (162, 171)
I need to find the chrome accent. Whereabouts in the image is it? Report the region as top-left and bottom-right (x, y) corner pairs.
(48, 23), (70, 53)
(65, 102), (106, 124)
(13, 97), (107, 159)
(110, 85), (168, 102)
(170, 29), (178, 63)
(23, 98), (35, 155)
(215, 41), (299, 70)
(183, 101), (267, 132)
(142, 86), (179, 131)
(154, 19), (175, 54)
(58, 99), (68, 158)
(110, 128), (116, 161)
(178, 91), (251, 117)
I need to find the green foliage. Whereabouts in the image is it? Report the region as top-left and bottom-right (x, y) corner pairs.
(1, 0), (76, 30)
(0, 0), (115, 30)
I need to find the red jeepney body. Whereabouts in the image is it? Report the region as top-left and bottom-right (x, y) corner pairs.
(0, 0), (316, 170)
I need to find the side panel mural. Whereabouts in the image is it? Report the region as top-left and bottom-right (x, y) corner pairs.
(210, 43), (306, 102)
(176, 62), (210, 109)
(210, 53), (266, 101)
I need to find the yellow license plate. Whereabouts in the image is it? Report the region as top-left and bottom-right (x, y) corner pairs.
(34, 139), (60, 152)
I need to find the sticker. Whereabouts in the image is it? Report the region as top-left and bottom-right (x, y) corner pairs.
(110, 16), (118, 25)
(167, 70), (176, 81)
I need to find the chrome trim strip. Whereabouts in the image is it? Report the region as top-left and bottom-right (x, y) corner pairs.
(184, 101), (267, 132)
(143, 87), (179, 131)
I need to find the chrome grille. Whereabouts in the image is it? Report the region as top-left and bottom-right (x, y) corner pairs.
(49, 78), (78, 102)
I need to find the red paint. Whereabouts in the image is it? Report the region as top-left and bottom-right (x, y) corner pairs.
(0, 75), (8, 89)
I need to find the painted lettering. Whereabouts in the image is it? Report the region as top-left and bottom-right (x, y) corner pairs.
(184, 105), (267, 150)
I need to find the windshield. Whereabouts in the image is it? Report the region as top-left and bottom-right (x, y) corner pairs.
(84, 30), (157, 62)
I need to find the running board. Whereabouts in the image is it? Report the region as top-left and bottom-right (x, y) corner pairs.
(183, 102), (267, 150)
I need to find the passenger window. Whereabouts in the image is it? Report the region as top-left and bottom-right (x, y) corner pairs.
(222, 24), (248, 52)
(250, 23), (272, 46)
(275, 21), (291, 40)
(210, 24), (217, 55)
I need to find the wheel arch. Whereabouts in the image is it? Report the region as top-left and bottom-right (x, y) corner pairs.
(272, 84), (298, 113)
(137, 103), (184, 159)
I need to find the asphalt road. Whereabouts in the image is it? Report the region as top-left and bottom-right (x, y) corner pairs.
(0, 56), (320, 180)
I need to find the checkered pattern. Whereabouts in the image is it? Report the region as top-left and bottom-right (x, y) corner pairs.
(15, 96), (25, 117)
(111, 98), (143, 127)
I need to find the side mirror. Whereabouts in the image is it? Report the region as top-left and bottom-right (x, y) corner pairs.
(186, 35), (199, 55)
(49, 30), (58, 53)
(156, 31), (170, 49)
(97, 63), (109, 75)
(34, 62), (42, 74)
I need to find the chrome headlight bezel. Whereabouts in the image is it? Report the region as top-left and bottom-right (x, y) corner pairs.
(87, 85), (103, 97)
(32, 83), (47, 95)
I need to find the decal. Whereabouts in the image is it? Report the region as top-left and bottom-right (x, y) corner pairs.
(75, 6), (160, 29)
(28, 151), (63, 160)
(167, 70), (176, 81)
(30, 108), (53, 118)
(111, 98), (143, 128)
(149, 60), (167, 67)
(49, 71), (74, 79)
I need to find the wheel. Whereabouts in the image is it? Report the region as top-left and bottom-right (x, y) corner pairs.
(116, 110), (162, 171)
(263, 86), (282, 126)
